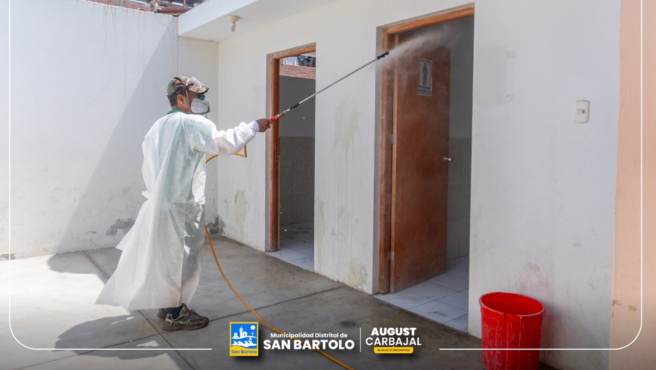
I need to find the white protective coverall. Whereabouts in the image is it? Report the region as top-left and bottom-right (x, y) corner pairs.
(96, 111), (256, 310)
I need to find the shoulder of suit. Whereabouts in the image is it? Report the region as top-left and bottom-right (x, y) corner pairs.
(166, 112), (210, 126)
(182, 114), (218, 135)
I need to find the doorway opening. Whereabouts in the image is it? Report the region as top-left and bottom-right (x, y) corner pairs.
(376, 8), (474, 332)
(267, 45), (316, 271)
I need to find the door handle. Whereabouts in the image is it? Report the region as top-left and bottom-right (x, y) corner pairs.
(443, 156), (452, 162)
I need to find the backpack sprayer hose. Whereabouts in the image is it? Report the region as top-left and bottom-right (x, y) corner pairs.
(204, 153), (353, 370)
(203, 227), (353, 369)
(204, 51), (390, 369)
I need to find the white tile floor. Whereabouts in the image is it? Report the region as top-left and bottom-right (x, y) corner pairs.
(267, 222), (314, 271)
(375, 256), (470, 332)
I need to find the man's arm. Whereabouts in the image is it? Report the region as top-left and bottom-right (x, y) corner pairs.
(191, 116), (273, 156)
(253, 118), (273, 132)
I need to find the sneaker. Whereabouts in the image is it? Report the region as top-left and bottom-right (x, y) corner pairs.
(161, 304), (209, 331)
(157, 302), (189, 319)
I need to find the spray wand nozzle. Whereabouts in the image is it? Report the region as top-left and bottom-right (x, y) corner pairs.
(271, 51), (391, 121)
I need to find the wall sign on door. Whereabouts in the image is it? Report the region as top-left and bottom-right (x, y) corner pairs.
(418, 59), (432, 96)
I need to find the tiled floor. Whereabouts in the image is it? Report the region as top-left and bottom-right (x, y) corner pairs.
(269, 228), (471, 332)
(375, 256), (470, 333)
(267, 222), (314, 271)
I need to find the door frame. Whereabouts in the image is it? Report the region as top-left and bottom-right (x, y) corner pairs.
(268, 43), (316, 252)
(378, 7), (474, 293)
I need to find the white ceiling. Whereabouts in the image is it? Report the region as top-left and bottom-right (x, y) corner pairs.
(179, 0), (338, 41)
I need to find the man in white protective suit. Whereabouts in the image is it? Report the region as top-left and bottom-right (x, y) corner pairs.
(96, 76), (273, 331)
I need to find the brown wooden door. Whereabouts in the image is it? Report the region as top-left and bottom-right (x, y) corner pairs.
(390, 34), (450, 292)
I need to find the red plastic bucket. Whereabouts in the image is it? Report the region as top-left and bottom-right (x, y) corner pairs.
(479, 292), (545, 370)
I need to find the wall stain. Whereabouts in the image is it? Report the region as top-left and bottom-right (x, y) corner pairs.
(628, 305), (637, 312)
(332, 99), (363, 286)
(0, 253), (16, 261)
(612, 299), (622, 307)
(320, 97), (370, 289)
(234, 190), (247, 241)
(519, 262), (549, 291)
(106, 218), (135, 236)
(208, 215), (226, 235)
(348, 260), (369, 292)
(333, 99), (361, 158)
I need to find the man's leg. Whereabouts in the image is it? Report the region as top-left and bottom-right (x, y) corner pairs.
(180, 206), (206, 305)
(167, 305), (184, 319)
(161, 206), (209, 331)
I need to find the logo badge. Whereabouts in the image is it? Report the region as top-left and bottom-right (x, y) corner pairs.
(230, 322), (259, 356)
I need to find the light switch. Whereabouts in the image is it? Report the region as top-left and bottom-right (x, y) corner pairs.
(574, 100), (590, 123)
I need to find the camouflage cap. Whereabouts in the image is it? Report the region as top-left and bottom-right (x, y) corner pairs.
(167, 76), (209, 97)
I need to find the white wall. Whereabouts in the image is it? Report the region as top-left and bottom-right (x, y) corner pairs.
(470, 1), (620, 369)
(210, 0), (620, 369)
(9, 0), (218, 258)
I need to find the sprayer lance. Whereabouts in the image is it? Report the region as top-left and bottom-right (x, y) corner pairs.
(271, 51), (390, 121)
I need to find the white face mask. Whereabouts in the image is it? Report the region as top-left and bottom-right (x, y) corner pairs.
(187, 90), (210, 114)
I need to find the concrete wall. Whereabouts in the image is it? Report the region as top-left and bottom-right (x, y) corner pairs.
(470, 1), (620, 369)
(211, 0), (620, 369)
(9, 0), (218, 258)
(610, 0), (655, 367)
(279, 76), (316, 226)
